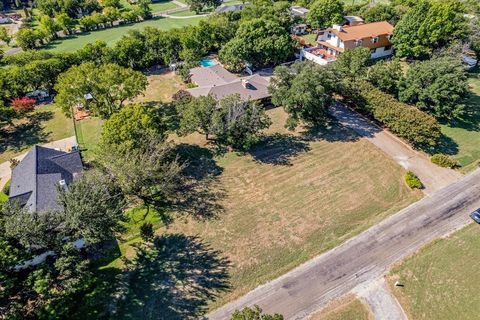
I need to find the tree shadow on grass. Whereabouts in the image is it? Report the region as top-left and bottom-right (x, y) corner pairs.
(303, 120), (361, 143)
(248, 133), (311, 166)
(169, 144), (226, 221)
(118, 234), (230, 320)
(0, 111), (53, 155)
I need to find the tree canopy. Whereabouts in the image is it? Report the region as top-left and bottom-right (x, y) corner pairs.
(270, 61), (336, 130)
(54, 62), (147, 119)
(307, 0), (344, 29)
(398, 56), (469, 119)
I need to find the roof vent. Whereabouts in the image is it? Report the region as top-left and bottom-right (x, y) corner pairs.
(59, 180), (66, 186)
(332, 24), (342, 31)
(242, 79), (251, 89)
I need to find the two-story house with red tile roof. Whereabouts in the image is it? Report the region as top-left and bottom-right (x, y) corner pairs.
(300, 20), (394, 65)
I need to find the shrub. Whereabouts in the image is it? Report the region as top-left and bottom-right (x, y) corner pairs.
(11, 97), (36, 113)
(2, 179), (11, 195)
(431, 154), (458, 168)
(405, 171), (422, 189)
(340, 80), (441, 147)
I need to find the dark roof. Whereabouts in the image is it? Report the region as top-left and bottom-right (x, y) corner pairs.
(9, 146), (83, 212)
(215, 4), (247, 13)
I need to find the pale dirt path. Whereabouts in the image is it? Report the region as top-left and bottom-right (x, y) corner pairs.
(330, 103), (462, 195)
(353, 278), (407, 320)
(207, 169), (480, 319)
(0, 136), (77, 190)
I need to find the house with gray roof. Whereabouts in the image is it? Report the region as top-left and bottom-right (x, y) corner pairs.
(186, 65), (271, 102)
(9, 146), (83, 212)
(215, 3), (247, 13)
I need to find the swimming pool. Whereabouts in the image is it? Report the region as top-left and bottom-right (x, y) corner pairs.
(200, 58), (218, 67)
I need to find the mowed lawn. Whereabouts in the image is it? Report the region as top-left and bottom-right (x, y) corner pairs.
(387, 224), (480, 320)
(44, 16), (205, 53)
(0, 104), (74, 163)
(156, 107), (421, 311)
(438, 73), (480, 172)
(309, 295), (372, 320)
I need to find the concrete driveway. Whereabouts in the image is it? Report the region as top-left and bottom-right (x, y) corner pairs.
(330, 103), (462, 194)
(208, 169), (480, 319)
(0, 136), (77, 190)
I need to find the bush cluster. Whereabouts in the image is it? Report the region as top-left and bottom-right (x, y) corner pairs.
(404, 171), (422, 189)
(2, 179), (11, 195)
(431, 154), (458, 168)
(341, 80), (441, 147)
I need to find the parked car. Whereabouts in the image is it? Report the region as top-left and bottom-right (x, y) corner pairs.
(470, 208), (480, 224)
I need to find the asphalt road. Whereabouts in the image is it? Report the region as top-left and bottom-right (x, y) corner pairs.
(208, 169), (480, 319)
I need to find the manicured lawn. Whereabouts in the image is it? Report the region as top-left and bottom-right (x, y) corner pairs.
(134, 70), (185, 103)
(119, 0), (179, 12)
(87, 107), (420, 318)
(0, 104), (74, 163)
(168, 9), (201, 16)
(74, 117), (104, 161)
(388, 224), (480, 320)
(436, 73), (480, 172)
(302, 33), (318, 46)
(310, 295), (372, 320)
(0, 191), (8, 203)
(43, 16), (205, 53)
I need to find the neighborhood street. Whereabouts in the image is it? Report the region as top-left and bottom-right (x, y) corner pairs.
(208, 168), (480, 319)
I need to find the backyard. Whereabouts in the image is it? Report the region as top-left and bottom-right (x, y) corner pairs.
(0, 104), (74, 163)
(387, 224), (480, 320)
(78, 106), (421, 318)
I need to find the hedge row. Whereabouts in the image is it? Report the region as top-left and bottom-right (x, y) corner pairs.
(340, 80), (441, 147)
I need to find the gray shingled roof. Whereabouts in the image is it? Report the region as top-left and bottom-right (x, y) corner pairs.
(215, 4), (247, 13)
(9, 146), (83, 212)
(189, 64), (239, 87)
(187, 65), (271, 101)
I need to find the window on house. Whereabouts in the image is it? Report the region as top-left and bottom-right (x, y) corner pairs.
(384, 45), (392, 51)
(355, 39), (363, 47)
(327, 33), (332, 39)
(372, 36), (379, 44)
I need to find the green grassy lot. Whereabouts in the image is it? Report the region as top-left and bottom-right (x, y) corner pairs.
(388, 224), (480, 320)
(75, 117), (104, 161)
(83, 107), (420, 318)
(119, 0), (179, 12)
(0, 104), (74, 163)
(168, 9), (201, 16)
(310, 295), (372, 320)
(43, 16), (205, 53)
(302, 33), (318, 46)
(436, 73), (480, 172)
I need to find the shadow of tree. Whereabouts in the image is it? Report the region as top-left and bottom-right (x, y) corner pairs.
(0, 111), (53, 154)
(169, 144), (226, 221)
(118, 234), (230, 320)
(248, 133), (310, 166)
(303, 120), (361, 143)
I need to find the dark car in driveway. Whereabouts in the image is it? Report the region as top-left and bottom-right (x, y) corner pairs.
(470, 208), (480, 224)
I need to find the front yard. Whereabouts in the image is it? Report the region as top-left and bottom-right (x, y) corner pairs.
(387, 224), (480, 320)
(79, 107), (421, 318)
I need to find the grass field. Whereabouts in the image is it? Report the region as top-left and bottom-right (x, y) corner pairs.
(388, 224), (480, 320)
(119, 0), (179, 12)
(436, 73), (480, 172)
(309, 295), (372, 320)
(75, 117), (104, 161)
(85, 107), (421, 318)
(43, 16), (205, 52)
(0, 104), (74, 163)
(134, 70), (185, 103)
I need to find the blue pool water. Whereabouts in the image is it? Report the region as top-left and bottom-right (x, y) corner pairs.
(200, 58), (218, 67)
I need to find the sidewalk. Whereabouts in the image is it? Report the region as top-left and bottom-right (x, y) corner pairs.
(330, 103), (462, 194)
(0, 136), (77, 190)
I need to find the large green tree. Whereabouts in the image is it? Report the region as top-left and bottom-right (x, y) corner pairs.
(392, 0), (468, 58)
(219, 18), (294, 71)
(54, 62), (147, 119)
(307, 0), (344, 29)
(177, 94), (217, 140)
(398, 56), (469, 119)
(102, 104), (169, 152)
(270, 61), (335, 130)
(332, 47), (371, 79)
(366, 59), (403, 96)
(185, 0), (221, 14)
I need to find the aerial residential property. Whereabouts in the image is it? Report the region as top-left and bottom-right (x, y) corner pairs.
(301, 19), (394, 65)
(1, 0), (480, 318)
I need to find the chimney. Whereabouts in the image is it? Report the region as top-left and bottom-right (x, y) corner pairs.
(332, 24), (342, 31)
(242, 79), (250, 89)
